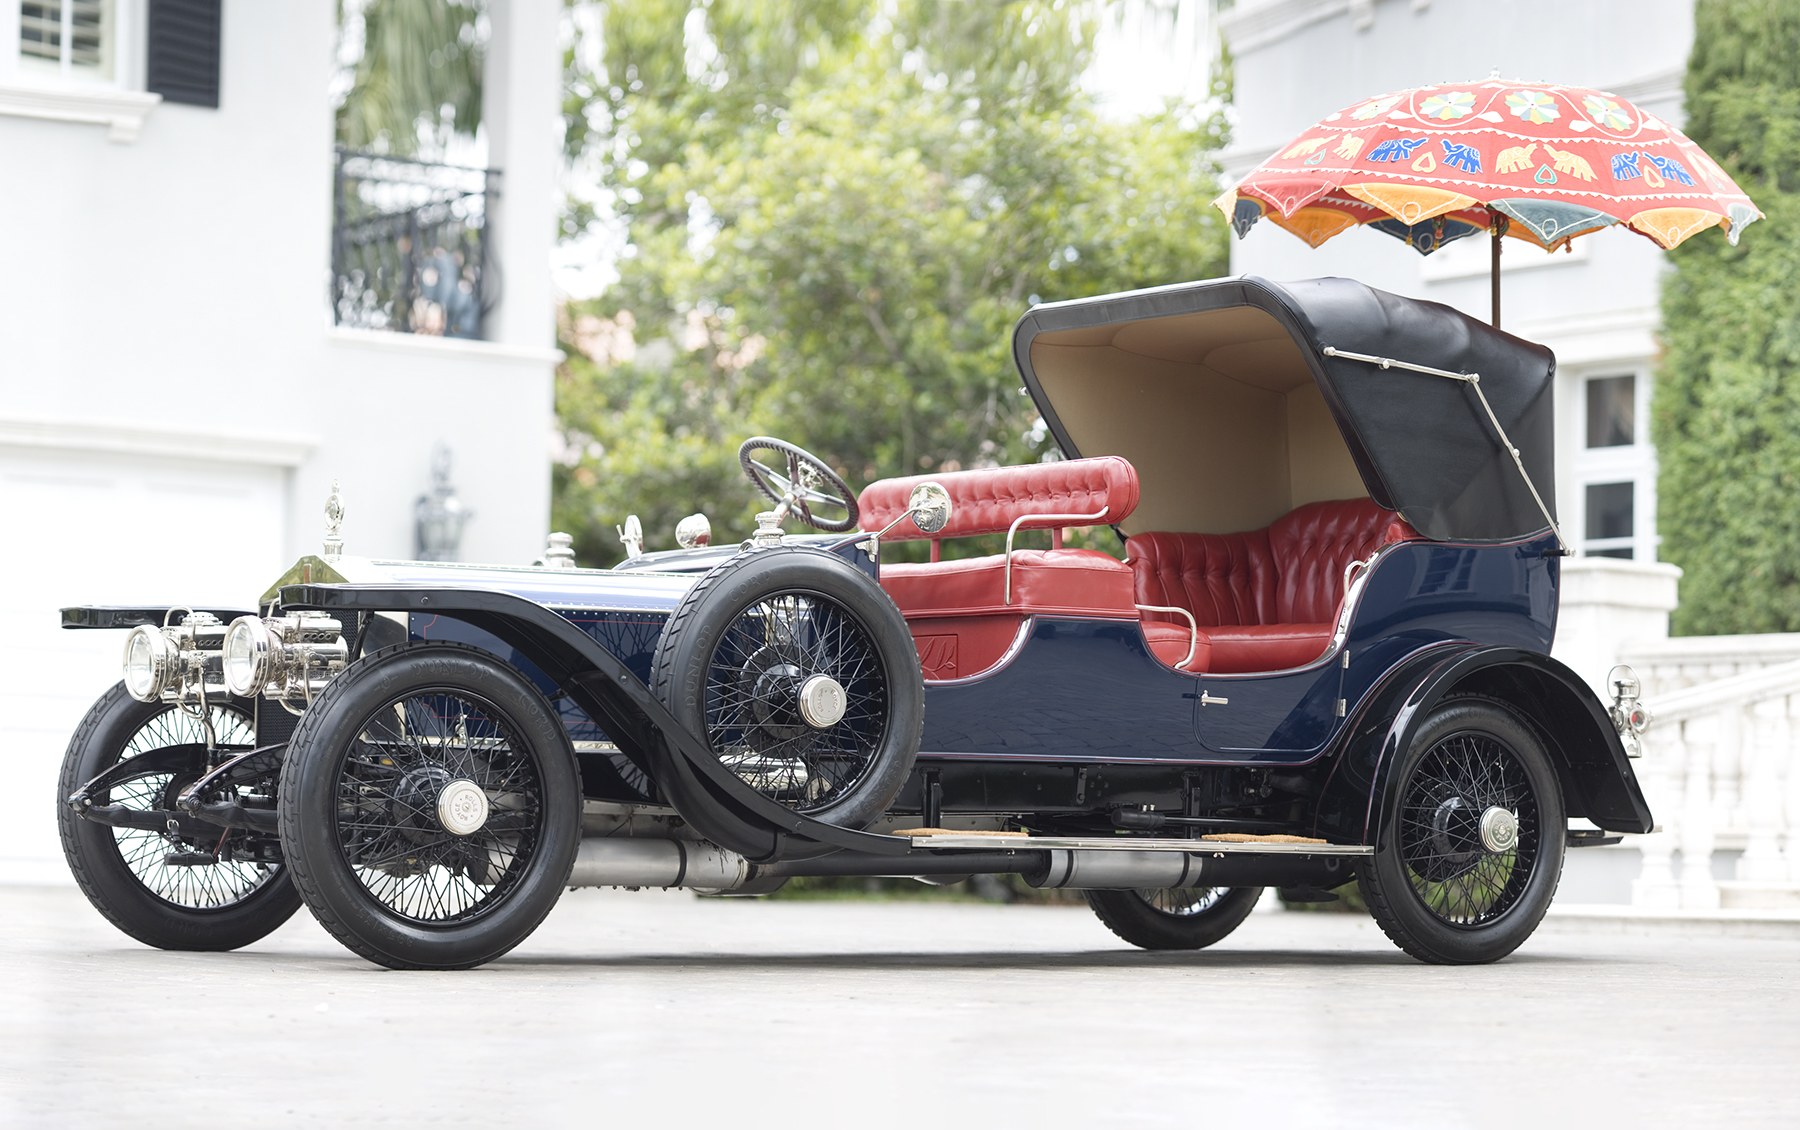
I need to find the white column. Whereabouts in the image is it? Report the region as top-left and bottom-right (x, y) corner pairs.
(480, 0), (561, 352)
(1737, 697), (1788, 881)
(1679, 712), (1722, 909)
(1551, 559), (1680, 697)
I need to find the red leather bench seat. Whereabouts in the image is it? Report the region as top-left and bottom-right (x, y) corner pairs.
(1129, 498), (1417, 674)
(876, 549), (1137, 620)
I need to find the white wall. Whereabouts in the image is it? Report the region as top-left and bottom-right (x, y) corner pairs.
(0, 0), (562, 882)
(0, 0), (559, 567)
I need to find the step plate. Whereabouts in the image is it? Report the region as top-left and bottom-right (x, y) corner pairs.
(908, 834), (1373, 856)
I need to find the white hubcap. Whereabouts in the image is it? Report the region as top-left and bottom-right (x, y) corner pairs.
(1479, 806), (1519, 853)
(797, 674), (847, 728)
(437, 779), (490, 836)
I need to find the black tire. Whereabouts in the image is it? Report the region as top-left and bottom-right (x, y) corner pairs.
(650, 546), (922, 830)
(1359, 699), (1566, 964)
(1086, 886), (1263, 951)
(277, 643), (581, 970)
(56, 683), (301, 951)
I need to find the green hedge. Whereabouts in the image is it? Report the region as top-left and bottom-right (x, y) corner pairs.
(1656, 0), (1800, 635)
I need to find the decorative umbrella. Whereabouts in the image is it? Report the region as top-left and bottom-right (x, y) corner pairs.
(1215, 78), (1762, 326)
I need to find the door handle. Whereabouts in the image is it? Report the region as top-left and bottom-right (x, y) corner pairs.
(1199, 691), (1230, 707)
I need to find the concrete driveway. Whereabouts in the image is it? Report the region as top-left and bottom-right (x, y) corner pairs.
(3, 884), (1794, 1128)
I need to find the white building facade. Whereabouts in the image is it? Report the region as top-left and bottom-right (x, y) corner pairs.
(0, 0), (563, 881)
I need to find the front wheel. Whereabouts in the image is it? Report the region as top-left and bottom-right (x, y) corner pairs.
(650, 547), (922, 830)
(278, 643), (581, 970)
(57, 684), (300, 951)
(1359, 699), (1566, 964)
(1086, 886), (1263, 951)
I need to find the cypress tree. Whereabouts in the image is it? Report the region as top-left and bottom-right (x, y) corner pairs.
(1656, 0), (1800, 634)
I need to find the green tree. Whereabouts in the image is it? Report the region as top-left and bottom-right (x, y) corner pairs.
(335, 0), (485, 156)
(555, 0), (1231, 565)
(1656, 0), (1800, 634)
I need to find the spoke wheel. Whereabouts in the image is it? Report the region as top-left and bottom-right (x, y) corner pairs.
(279, 643), (580, 970)
(57, 683), (300, 951)
(1360, 699), (1565, 964)
(1087, 886), (1263, 951)
(652, 547), (922, 831)
(705, 592), (890, 810)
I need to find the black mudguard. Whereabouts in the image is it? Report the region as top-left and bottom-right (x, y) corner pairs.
(280, 583), (913, 863)
(1313, 644), (1654, 843)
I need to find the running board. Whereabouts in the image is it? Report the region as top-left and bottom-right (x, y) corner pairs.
(908, 833), (1372, 856)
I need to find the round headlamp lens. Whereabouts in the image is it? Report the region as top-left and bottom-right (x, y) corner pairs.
(222, 617), (269, 697)
(122, 627), (166, 702)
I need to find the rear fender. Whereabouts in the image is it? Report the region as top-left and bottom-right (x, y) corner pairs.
(1313, 646), (1653, 843)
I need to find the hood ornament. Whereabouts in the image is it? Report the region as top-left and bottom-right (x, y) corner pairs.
(323, 481), (345, 561)
(617, 515), (645, 560)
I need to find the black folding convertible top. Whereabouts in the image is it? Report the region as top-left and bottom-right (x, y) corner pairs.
(1013, 275), (1558, 545)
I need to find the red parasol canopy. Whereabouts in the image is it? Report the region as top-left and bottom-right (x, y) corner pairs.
(1215, 78), (1762, 325)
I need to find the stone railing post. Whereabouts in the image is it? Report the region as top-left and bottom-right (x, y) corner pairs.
(1631, 718), (1684, 909)
(1788, 695), (1800, 883)
(1679, 711), (1722, 909)
(1738, 696), (1789, 882)
(1710, 661), (1745, 829)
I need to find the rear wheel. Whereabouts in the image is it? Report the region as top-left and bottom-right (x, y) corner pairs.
(1359, 699), (1565, 964)
(1086, 886), (1263, 951)
(278, 643), (580, 970)
(57, 684), (300, 951)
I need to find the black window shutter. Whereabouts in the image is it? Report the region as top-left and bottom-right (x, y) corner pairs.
(145, 0), (223, 109)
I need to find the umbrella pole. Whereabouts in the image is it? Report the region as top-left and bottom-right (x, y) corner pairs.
(1490, 226), (1502, 329)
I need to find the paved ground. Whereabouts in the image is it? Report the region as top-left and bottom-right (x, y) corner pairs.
(3, 885), (1796, 1129)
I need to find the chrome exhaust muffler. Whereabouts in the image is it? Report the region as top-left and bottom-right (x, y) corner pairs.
(566, 838), (751, 891)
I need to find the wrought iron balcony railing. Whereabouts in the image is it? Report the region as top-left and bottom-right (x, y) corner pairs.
(331, 149), (499, 338)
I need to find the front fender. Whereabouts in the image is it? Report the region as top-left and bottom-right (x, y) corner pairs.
(280, 583), (912, 862)
(1313, 646), (1653, 842)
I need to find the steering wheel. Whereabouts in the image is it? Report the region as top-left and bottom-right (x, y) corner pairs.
(738, 437), (860, 533)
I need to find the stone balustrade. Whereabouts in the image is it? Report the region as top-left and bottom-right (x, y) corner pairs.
(1621, 644), (1800, 911)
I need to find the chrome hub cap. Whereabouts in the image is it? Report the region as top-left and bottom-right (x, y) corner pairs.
(1479, 805), (1519, 853)
(797, 674), (847, 728)
(437, 779), (490, 836)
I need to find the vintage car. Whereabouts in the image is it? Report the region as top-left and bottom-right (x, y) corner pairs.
(57, 275), (1654, 970)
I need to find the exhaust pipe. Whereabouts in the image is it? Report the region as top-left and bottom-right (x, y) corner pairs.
(567, 838), (751, 891)
(1027, 850), (1206, 890)
(566, 840), (1353, 893)
(1025, 850), (1355, 891)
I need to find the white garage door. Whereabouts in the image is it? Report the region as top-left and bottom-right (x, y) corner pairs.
(0, 448), (289, 883)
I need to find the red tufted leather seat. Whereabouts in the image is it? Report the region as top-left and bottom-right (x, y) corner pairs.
(859, 456), (1140, 544)
(1128, 498), (1417, 674)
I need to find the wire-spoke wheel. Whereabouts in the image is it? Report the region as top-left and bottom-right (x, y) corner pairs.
(279, 643), (579, 970)
(1360, 699), (1566, 964)
(57, 683), (300, 951)
(1087, 886), (1263, 951)
(652, 547), (922, 830)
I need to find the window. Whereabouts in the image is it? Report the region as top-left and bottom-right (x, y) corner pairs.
(1571, 370), (1656, 561)
(1585, 375), (1635, 449)
(0, 1), (221, 142)
(16, 1), (115, 83)
(1584, 481), (1635, 558)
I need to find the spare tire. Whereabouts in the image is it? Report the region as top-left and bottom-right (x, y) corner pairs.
(650, 546), (922, 830)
